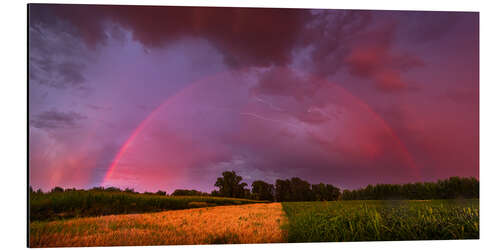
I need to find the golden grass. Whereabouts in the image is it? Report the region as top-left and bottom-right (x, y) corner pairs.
(30, 203), (287, 247)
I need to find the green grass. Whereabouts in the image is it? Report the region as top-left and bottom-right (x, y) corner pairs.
(30, 190), (266, 222)
(282, 199), (479, 242)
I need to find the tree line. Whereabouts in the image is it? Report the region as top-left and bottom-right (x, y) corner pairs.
(341, 176), (479, 200)
(30, 171), (478, 201)
(209, 171), (478, 201)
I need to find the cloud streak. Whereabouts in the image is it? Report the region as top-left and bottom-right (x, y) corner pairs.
(30, 110), (87, 130)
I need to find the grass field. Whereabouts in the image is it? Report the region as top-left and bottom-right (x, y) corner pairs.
(30, 190), (266, 221)
(30, 203), (286, 247)
(282, 199), (479, 242)
(29, 199), (479, 247)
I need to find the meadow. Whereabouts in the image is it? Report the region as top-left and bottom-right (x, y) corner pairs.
(29, 190), (266, 221)
(30, 203), (286, 247)
(282, 199), (479, 242)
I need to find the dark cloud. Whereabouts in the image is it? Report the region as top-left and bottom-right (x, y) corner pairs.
(403, 11), (465, 43)
(343, 23), (425, 92)
(29, 18), (90, 89)
(29, 5), (434, 93)
(30, 110), (87, 129)
(29, 4), (313, 68)
(302, 10), (373, 76)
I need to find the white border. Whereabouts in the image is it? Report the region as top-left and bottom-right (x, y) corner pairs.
(1, 0), (498, 250)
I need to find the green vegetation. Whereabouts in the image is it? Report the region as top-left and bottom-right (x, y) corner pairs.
(342, 177), (479, 200)
(214, 170), (250, 198)
(171, 189), (211, 196)
(282, 199), (479, 242)
(213, 172), (478, 202)
(30, 190), (265, 222)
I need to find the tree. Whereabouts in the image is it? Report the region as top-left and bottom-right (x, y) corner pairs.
(155, 190), (167, 196)
(290, 177), (312, 201)
(214, 171), (248, 198)
(51, 186), (64, 193)
(105, 186), (121, 192)
(171, 189), (208, 196)
(326, 184), (341, 201)
(251, 180), (274, 201)
(340, 177), (479, 200)
(311, 183), (340, 201)
(312, 183), (328, 201)
(275, 179), (292, 202)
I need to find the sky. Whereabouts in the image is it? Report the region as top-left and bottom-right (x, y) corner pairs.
(28, 4), (479, 192)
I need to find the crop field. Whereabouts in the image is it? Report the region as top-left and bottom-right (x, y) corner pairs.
(30, 203), (286, 247)
(30, 190), (266, 221)
(282, 199), (479, 242)
(29, 199), (479, 247)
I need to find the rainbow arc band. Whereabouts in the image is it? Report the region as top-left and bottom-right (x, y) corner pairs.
(102, 70), (419, 186)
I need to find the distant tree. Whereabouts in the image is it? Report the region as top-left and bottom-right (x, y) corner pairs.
(243, 188), (252, 199)
(311, 183), (340, 201)
(251, 180), (274, 201)
(91, 186), (105, 192)
(29, 186), (34, 193)
(341, 177), (479, 200)
(171, 189), (208, 196)
(341, 189), (352, 200)
(51, 186), (64, 193)
(290, 177), (312, 201)
(36, 188), (43, 194)
(326, 184), (341, 201)
(124, 188), (135, 193)
(155, 190), (167, 196)
(275, 179), (292, 202)
(312, 183), (328, 201)
(105, 187), (121, 192)
(210, 190), (220, 197)
(214, 171), (248, 198)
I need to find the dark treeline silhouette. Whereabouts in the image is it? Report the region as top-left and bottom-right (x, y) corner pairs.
(30, 186), (170, 196)
(30, 172), (479, 202)
(210, 171), (340, 201)
(171, 189), (210, 196)
(342, 176), (479, 200)
(211, 171), (478, 201)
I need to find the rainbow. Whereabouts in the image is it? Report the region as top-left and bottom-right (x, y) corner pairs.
(101, 70), (419, 186)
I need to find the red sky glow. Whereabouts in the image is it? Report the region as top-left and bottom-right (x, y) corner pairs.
(28, 4), (479, 192)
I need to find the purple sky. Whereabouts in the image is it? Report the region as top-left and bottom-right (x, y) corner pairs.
(28, 4), (478, 192)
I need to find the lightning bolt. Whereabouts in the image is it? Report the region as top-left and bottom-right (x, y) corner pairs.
(254, 97), (283, 112)
(240, 112), (301, 129)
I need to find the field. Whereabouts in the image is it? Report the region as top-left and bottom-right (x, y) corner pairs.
(29, 199), (479, 247)
(283, 200), (479, 242)
(30, 203), (286, 247)
(30, 190), (266, 221)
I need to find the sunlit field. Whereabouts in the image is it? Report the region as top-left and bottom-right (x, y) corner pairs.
(282, 200), (479, 242)
(30, 203), (286, 247)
